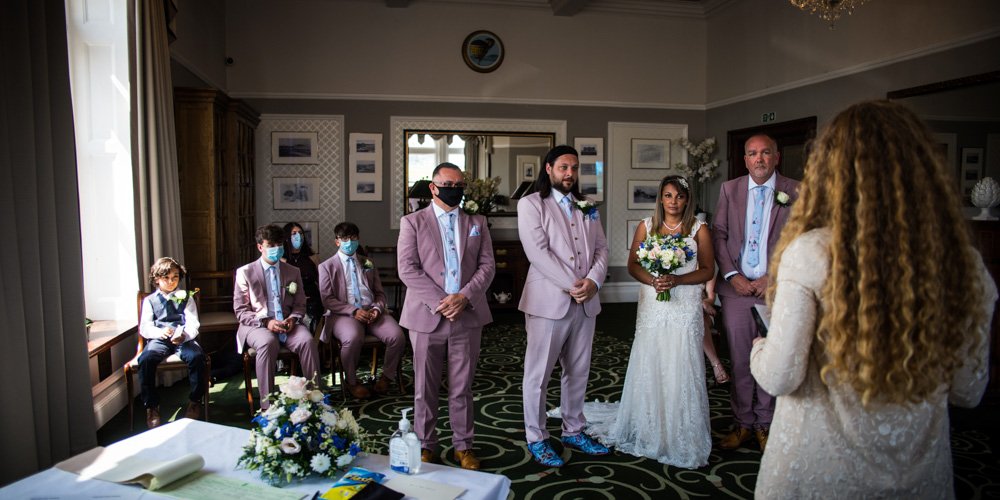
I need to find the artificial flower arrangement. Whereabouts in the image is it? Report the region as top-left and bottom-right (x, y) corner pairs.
(237, 376), (371, 486)
(461, 171), (502, 215)
(635, 231), (695, 301)
(168, 288), (199, 306)
(574, 199), (600, 221)
(674, 137), (720, 184)
(775, 190), (791, 206)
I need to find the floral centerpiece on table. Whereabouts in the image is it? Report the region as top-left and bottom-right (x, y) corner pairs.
(674, 137), (721, 208)
(237, 376), (371, 486)
(462, 171), (502, 215)
(636, 231), (695, 301)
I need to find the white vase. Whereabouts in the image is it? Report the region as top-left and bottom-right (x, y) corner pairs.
(973, 206), (998, 221)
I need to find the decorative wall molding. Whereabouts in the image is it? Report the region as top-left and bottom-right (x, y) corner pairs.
(256, 114), (345, 261)
(390, 117), (566, 229)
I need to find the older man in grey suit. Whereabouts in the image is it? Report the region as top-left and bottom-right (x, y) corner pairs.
(397, 162), (495, 471)
(714, 134), (799, 453)
(518, 145), (610, 467)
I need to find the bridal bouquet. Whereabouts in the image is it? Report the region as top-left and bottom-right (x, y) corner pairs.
(237, 376), (370, 486)
(636, 232), (694, 301)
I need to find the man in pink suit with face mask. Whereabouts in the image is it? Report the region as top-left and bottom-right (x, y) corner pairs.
(518, 145), (610, 467)
(397, 162), (496, 471)
(234, 224), (321, 410)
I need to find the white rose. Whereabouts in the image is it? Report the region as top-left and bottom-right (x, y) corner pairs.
(290, 406), (311, 424)
(280, 437), (301, 454)
(321, 411), (339, 427)
(776, 191), (790, 205)
(280, 376), (309, 400)
(287, 282), (297, 295)
(308, 390), (324, 403)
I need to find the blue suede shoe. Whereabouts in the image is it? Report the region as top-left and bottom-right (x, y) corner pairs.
(561, 433), (610, 455)
(527, 440), (565, 467)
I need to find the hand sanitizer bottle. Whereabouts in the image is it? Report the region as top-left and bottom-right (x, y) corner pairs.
(389, 407), (421, 474)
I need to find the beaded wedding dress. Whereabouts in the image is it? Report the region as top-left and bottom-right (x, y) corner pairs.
(583, 217), (711, 469)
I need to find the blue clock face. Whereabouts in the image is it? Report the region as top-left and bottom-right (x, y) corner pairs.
(463, 31), (504, 73)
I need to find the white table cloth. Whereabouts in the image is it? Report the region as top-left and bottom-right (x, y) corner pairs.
(1, 419), (510, 500)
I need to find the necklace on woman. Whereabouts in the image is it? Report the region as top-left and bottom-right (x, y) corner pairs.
(663, 220), (682, 232)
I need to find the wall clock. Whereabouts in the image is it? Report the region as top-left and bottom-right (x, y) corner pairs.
(462, 30), (504, 73)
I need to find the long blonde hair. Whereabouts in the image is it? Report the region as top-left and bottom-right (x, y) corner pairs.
(767, 100), (988, 406)
(651, 175), (696, 236)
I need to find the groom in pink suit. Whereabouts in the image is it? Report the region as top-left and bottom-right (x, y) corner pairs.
(397, 162), (495, 471)
(713, 134), (799, 453)
(234, 224), (321, 410)
(518, 145), (610, 467)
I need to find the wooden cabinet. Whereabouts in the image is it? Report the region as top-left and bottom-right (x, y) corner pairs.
(969, 220), (1000, 395)
(489, 240), (528, 310)
(174, 88), (259, 297)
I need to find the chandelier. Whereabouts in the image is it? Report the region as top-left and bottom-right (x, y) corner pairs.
(789, 0), (869, 27)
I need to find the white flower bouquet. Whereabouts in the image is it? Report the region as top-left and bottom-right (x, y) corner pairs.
(237, 376), (370, 485)
(635, 232), (695, 301)
(674, 137), (720, 184)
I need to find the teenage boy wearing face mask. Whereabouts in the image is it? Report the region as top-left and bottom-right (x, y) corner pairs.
(234, 224), (321, 410)
(396, 162), (496, 470)
(317, 222), (405, 400)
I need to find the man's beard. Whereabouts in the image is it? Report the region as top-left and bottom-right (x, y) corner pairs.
(551, 177), (575, 194)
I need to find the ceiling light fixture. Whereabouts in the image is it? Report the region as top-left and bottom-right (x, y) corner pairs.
(790, 0), (869, 27)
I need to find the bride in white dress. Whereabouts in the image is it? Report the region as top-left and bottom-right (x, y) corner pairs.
(584, 175), (716, 468)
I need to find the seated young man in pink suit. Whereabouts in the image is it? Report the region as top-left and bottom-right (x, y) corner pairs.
(317, 221), (405, 400)
(234, 224), (321, 410)
(397, 162), (496, 471)
(518, 145), (610, 467)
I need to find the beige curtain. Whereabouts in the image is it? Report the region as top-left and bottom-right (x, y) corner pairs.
(131, 0), (184, 287)
(0, 0), (98, 486)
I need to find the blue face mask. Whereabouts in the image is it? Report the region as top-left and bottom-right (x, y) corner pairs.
(339, 240), (359, 255)
(291, 233), (303, 250)
(265, 245), (284, 263)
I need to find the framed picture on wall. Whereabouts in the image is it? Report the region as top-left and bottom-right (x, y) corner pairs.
(627, 179), (660, 210)
(631, 138), (670, 169)
(626, 219), (641, 250)
(575, 137), (605, 202)
(271, 131), (319, 164)
(273, 177), (320, 209)
(962, 147), (985, 198)
(517, 154), (539, 181)
(349, 132), (383, 201)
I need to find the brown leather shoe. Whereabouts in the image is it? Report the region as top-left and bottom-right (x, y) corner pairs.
(185, 401), (203, 420)
(373, 375), (393, 395)
(346, 382), (371, 400)
(146, 407), (161, 429)
(756, 428), (769, 453)
(719, 427), (752, 450)
(454, 449), (481, 471)
(420, 448), (438, 464)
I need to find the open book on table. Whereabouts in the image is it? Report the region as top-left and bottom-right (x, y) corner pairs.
(55, 446), (204, 490)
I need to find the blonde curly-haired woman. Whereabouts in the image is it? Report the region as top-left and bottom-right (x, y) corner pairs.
(750, 100), (996, 499)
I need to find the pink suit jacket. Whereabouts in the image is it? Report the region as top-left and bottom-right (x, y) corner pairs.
(233, 260), (307, 353)
(516, 192), (608, 319)
(396, 207), (496, 332)
(316, 254), (389, 342)
(713, 173), (800, 298)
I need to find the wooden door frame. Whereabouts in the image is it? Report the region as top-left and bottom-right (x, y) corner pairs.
(727, 117), (817, 181)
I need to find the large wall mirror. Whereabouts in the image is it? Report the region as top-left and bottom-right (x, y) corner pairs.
(404, 131), (554, 215)
(390, 117), (567, 229)
(888, 71), (1000, 205)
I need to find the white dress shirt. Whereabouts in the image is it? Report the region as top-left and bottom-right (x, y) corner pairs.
(139, 289), (201, 341)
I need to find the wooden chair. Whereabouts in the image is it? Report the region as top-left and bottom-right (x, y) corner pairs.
(326, 323), (406, 399)
(187, 271), (239, 341)
(125, 291), (211, 430)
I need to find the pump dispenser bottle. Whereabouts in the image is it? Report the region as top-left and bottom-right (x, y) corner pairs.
(389, 407), (421, 474)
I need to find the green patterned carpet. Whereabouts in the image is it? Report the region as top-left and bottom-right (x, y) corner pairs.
(100, 316), (1000, 499)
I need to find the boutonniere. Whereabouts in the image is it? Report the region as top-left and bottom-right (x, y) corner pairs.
(362, 259), (374, 271)
(169, 289), (198, 305)
(462, 199), (479, 215)
(775, 190), (791, 207)
(575, 200), (600, 221)
(286, 282), (298, 295)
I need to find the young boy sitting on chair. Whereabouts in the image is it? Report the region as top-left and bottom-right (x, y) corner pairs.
(138, 257), (206, 428)
(318, 222), (405, 399)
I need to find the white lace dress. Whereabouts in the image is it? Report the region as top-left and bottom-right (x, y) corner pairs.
(583, 218), (711, 469)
